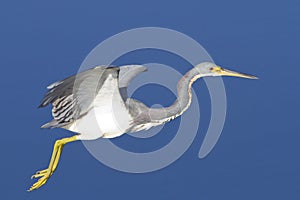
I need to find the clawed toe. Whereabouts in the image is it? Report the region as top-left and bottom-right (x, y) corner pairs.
(31, 169), (49, 179)
(28, 171), (51, 191)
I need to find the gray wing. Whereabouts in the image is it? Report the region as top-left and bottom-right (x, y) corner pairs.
(40, 66), (118, 128)
(39, 65), (147, 128)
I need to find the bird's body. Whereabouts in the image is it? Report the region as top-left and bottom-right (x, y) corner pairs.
(29, 62), (257, 191)
(39, 64), (204, 140)
(67, 72), (133, 139)
(39, 65), (161, 140)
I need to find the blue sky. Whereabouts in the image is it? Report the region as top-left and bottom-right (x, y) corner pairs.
(0, 0), (299, 199)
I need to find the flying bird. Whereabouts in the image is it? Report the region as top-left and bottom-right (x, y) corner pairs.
(29, 62), (257, 191)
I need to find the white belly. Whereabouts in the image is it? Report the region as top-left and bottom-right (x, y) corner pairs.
(67, 74), (132, 140)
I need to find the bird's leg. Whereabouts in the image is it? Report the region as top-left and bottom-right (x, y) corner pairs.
(31, 144), (64, 178)
(52, 144), (64, 172)
(29, 135), (78, 191)
(29, 142), (62, 191)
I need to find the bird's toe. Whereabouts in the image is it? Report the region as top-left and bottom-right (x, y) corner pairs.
(31, 169), (49, 179)
(28, 173), (51, 191)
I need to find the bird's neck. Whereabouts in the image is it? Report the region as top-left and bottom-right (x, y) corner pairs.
(148, 68), (201, 123)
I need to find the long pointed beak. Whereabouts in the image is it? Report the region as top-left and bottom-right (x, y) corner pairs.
(219, 68), (258, 79)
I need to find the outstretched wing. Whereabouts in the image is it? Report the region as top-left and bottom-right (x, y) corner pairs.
(39, 65), (147, 128)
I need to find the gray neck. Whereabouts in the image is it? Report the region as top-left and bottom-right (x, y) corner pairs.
(148, 68), (201, 123)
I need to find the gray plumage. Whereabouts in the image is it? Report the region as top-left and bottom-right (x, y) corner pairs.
(29, 62), (257, 191)
(39, 62), (257, 136)
(40, 65), (147, 129)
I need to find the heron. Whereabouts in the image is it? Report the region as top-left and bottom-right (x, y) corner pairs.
(28, 62), (257, 191)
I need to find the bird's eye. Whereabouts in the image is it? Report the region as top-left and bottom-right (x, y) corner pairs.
(209, 67), (214, 71)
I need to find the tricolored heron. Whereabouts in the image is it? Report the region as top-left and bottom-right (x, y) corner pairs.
(29, 62), (257, 191)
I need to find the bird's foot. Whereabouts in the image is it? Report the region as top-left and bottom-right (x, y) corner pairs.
(31, 169), (53, 179)
(28, 169), (52, 191)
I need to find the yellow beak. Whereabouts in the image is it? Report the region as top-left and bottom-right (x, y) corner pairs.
(218, 68), (258, 79)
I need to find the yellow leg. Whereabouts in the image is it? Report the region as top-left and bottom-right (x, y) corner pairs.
(28, 135), (78, 191)
(31, 144), (63, 178)
(52, 144), (63, 173)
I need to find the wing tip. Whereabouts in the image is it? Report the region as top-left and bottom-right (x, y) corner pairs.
(40, 120), (58, 129)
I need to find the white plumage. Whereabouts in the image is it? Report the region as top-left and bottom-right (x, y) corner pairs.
(68, 74), (133, 139)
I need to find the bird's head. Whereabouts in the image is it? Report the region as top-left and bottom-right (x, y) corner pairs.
(194, 62), (258, 79)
